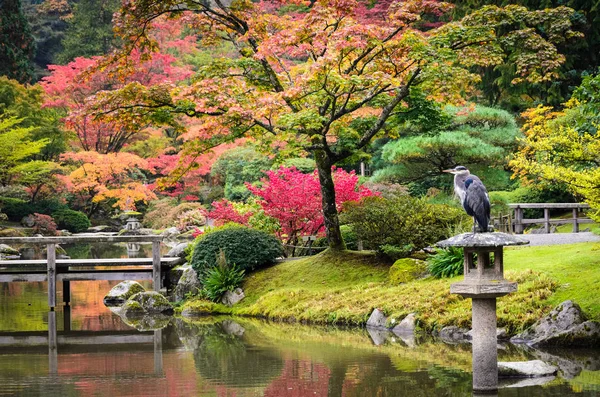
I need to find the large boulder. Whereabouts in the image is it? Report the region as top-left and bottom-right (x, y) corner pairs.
(512, 300), (600, 347)
(438, 326), (469, 344)
(21, 215), (35, 227)
(222, 288), (245, 306)
(162, 227), (180, 240)
(174, 265), (201, 301)
(122, 291), (173, 315)
(388, 258), (428, 284)
(391, 313), (416, 336)
(366, 308), (388, 330)
(0, 244), (19, 256)
(165, 242), (189, 266)
(104, 281), (146, 305)
(498, 360), (558, 378)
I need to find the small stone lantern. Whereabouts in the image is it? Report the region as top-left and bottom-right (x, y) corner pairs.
(437, 232), (528, 394)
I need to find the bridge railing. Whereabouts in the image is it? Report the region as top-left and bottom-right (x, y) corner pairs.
(507, 203), (592, 234)
(0, 235), (168, 309)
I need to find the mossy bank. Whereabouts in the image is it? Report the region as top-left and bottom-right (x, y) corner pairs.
(182, 242), (600, 336)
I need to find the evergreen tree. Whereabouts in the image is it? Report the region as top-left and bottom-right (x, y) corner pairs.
(57, 0), (119, 63)
(0, 0), (35, 83)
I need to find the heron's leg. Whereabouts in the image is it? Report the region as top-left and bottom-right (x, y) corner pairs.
(473, 217), (477, 234)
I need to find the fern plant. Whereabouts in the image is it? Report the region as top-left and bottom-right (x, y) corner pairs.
(427, 247), (465, 279)
(202, 250), (245, 302)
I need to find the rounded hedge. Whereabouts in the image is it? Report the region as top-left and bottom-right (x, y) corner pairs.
(190, 224), (283, 275)
(52, 209), (91, 233)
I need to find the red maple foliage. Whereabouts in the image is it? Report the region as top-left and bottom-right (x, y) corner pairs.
(210, 167), (375, 248)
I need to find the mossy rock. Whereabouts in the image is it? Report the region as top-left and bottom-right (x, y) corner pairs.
(389, 258), (428, 284)
(104, 281), (146, 305)
(122, 291), (173, 315)
(0, 228), (25, 238)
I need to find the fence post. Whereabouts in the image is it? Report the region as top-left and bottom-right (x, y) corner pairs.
(573, 208), (579, 233)
(47, 243), (56, 309)
(544, 208), (550, 233)
(514, 207), (524, 234)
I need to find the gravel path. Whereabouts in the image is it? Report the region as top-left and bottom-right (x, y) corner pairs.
(519, 232), (600, 246)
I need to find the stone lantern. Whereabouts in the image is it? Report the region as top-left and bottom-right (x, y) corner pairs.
(437, 232), (528, 394)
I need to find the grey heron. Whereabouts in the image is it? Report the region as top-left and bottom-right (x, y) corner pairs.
(443, 166), (491, 233)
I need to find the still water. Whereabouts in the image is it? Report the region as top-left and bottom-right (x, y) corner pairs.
(0, 245), (599, 396)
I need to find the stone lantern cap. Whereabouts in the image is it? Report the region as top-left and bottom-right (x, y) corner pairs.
(436, 232), (529, 248)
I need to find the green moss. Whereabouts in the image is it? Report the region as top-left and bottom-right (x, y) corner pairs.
(389, 258), (428, 284)
(182, 248), (568, 334)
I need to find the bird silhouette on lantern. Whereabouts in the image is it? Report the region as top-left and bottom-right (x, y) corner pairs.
(443, 166), (491, 233)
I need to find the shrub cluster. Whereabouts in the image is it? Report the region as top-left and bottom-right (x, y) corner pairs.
(0, 197), (68, 222)
(190, 224), (283, 276)
(52, 209), (91, 233)
(341, 195), (466, 260)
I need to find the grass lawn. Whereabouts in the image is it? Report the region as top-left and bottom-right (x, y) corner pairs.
(182, 242), (600, 333)
(504, 242), (600, 320)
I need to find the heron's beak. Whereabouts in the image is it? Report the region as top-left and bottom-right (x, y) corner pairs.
(442, 169), (454, 173)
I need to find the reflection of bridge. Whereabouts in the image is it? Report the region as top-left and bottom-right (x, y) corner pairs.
(0, 236), (179, 309)
(0, 309), (164, 376)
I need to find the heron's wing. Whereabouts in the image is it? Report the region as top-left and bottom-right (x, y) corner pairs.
(463, 178), (491, 230)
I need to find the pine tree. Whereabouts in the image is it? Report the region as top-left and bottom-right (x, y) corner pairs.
(57, 0), (119, 63)
(0, 0), (35, 83)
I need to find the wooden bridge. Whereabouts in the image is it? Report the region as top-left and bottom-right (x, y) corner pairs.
(0, 235), (180, 309)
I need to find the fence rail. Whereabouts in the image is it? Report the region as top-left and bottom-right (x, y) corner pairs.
(507, 203), (592, 234)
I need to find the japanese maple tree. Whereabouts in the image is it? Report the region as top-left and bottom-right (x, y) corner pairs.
(93, 0), (580, 249)
(41, 16), (195, 153)
(60, 151), (156, 215)
(211, 166), (374, 249)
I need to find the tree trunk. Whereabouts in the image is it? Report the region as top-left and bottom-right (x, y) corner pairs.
(314, 150), (346, 251)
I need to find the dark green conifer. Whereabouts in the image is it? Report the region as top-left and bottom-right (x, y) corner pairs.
(0, 0), (36, 83)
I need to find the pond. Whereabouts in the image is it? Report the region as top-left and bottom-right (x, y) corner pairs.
(0, 249), (599, 396)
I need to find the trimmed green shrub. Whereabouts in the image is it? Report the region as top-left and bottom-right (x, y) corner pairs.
(202, 251), (245, 302)
(341, 195), (467, 260)
(191, 224), (283, 275)
(389, 258), (428, 284)
(0, 197), (33, 221)
(427, 247), (464, 278)
(52, 209), (91, 233)
(0, 197), (68, 222)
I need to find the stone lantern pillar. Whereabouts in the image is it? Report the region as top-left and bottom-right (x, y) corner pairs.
(437, 232), (528, 394)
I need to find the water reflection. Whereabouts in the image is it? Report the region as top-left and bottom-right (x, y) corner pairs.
(0, 281), (599, 396)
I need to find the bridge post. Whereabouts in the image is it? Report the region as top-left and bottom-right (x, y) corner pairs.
(47, 244), (56, 309)
(63, 280), (71, 306)
(48, 311), (58, 374)
(573, 208), (579, 233)
(152, 241), (161, 291)
(154, 329), (163, 375)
